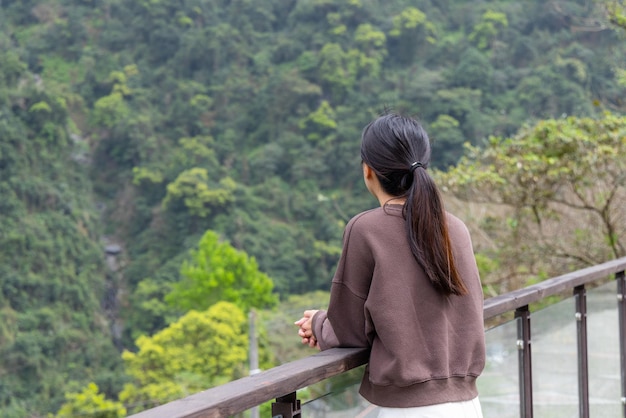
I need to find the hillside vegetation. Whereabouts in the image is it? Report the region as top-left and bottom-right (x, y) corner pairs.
(1, 0), (625, 415)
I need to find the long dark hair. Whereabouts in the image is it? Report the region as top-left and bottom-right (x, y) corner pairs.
(360, 113), (468, 296)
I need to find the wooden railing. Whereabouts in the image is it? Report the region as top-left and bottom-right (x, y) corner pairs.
(128, 257), (626, 418)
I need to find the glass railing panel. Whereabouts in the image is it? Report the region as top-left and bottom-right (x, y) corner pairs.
(300, 366), (375, 417)
(587, 280), (621, 417)
(528, 295), (579, 418)
(477, 317), (520, 417)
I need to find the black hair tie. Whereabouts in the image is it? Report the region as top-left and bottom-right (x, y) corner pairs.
(409, 161), (423, 173)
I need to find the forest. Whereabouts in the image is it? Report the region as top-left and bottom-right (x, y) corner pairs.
(1, 0), (625, 416)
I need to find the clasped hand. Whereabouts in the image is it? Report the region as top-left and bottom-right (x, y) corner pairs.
(294, 309), (320, 349)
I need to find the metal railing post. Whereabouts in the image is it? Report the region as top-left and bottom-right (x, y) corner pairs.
(272, 392), (301, 418)
(515, 305), (533, 418)
(617, 270), (626, 418)
(574, 285), (589, 418)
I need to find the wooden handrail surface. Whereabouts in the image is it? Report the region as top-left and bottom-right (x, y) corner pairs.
(128, 256), (626, 418)
(128, 347), (369, 418)
(483, 256), (626, 319)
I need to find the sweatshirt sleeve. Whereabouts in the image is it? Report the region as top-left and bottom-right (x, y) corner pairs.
(311, 310), (340, 350)
(312, 214), (374, 349)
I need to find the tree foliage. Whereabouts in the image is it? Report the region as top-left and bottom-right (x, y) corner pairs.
(1, 0), (626, 415)
(0, 31), (123, 416)
(166, 230), (278, 313)
(56, 383), (126, 418)
(119, 302), (248, 413)
(438, 113), (626, 290)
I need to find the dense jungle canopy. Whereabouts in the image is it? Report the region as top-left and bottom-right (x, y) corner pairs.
(1, 0), (625, 416)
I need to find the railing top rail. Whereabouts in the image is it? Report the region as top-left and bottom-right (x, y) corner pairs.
(128, 256), (626, 418)
(483, 256), (626, 319)
(128, 347), (369, 418)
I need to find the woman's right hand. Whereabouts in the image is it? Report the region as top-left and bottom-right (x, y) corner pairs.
(295, 310), (320, 349)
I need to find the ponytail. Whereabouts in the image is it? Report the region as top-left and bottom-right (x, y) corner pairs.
(404, 168), (468, 296)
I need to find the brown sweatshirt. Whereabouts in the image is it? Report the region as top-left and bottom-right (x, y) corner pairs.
(311, 204), (486, 408)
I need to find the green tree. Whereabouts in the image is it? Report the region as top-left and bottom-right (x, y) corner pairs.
(317, 42), (355, 100)
(91, 70), (134, 128)
(438, 113), (626, 290)
(607, 1), (626, 28)
(166, 230), (278, 312)
(388, 6), (435, 64)
(119, 302), (248, 413)
(468, 10), (508, 51)
(56, 383), (126, 418)
(429, 114), (465, 168)
(162, 168), (237, 218)
(299, 100), (338, 143)
(607, 1), (626, 86)
(451, 48), (493, 92)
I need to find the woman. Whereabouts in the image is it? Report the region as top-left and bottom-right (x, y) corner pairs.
(295, 113), (486, 417)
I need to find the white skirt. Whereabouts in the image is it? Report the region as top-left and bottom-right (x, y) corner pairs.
(377, 397), (483, 418)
